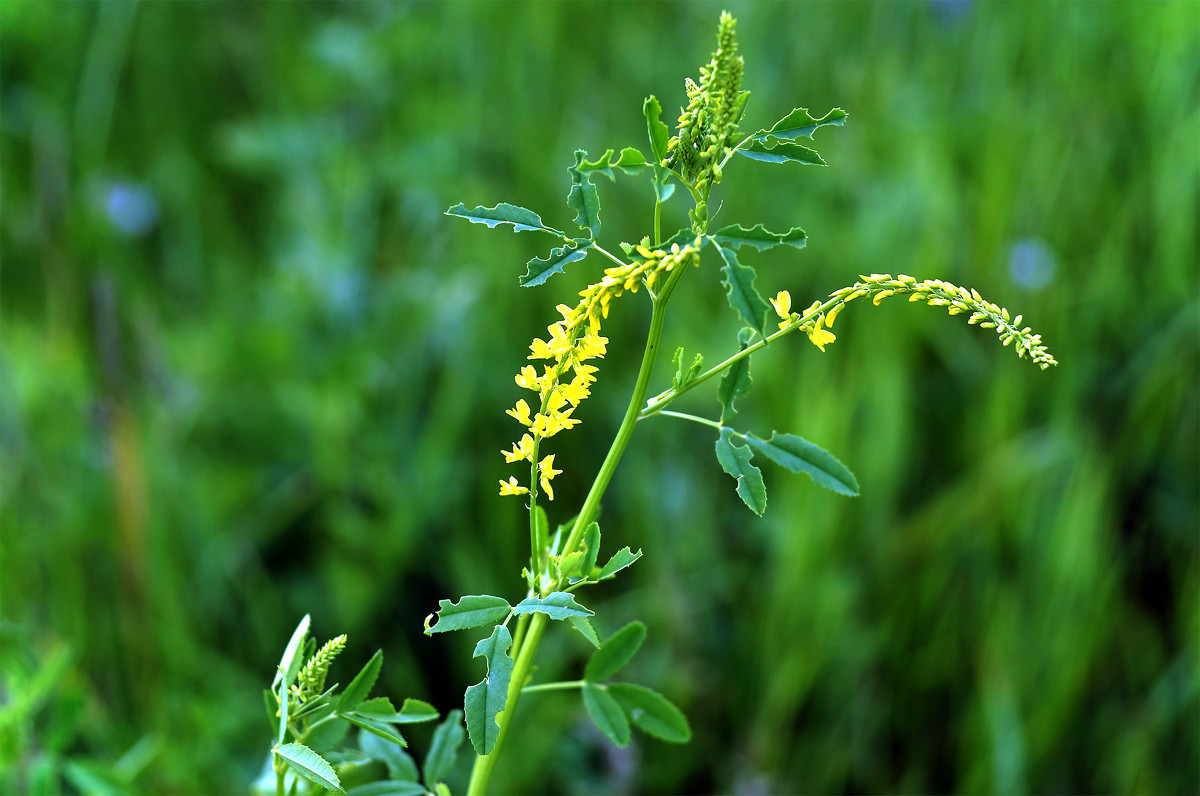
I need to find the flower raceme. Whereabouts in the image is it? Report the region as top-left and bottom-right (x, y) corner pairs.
(500, 240), (702, 499)
(771, 274), (1057, 369)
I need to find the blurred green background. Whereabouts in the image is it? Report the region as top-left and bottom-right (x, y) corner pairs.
(2, 1), (1197, 793)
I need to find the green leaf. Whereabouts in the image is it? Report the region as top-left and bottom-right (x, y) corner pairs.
(567, 151), (602, 238)
(273, 742), (343, 793)
(718, 328), (754, 424)
(581, 521), (601, 575)
(607, 683), (692, 743)
(569, 616), (602, 648)
(643, 96), (670, 164)
(350, 696), (415, 723)
(341, 713), (407, 747)
(423, 710), (464, 790)
(346, 782), (428, 796)
(445, 202), (565, 236)
(512, 592), (594, 621)
(558, 550), (585, 578)
(710, 223), (807, 252)
(582, 684), (631, 747)
(424, 595), (512, 634)
(614, 147), (649, 174)
(753, 107), (847, 141)
(464, 625), (514, 755)
(574, 148), (649, 181)
(274, 615), (310, 690)
(359, 731), (419, 782)
(715, 427), (767, 516)
(737, 138), (827, 166)
(596, 547), (642, 581)
(393, 698), (438, 724)
(264, 688), (277, 733)
(585, 621), (647, 683)
(714, 242), (772, 338)
(672, 347), (705, 390)
(521, 238), (590, 287)
(743, 432), (860, 496)
(335, 650), (382, 713)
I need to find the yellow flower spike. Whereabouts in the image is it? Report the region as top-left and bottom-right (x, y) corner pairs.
(529, 338), (553, 359)
(538, 455), (563, 500)
(506, 399), (533, 426)
(825, 303), (843, 327)
(499, 476), (529, 497)
(769, 290), (792, 319)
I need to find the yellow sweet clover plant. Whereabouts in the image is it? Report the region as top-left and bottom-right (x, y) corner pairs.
(261, 12), (1055, 795)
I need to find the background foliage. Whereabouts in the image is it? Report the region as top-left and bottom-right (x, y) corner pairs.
(2, 2), (1197, 793)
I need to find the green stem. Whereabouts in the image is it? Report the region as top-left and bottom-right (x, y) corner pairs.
(466, 613), (548, 796)
(657, 410), (721, 430)
(466, 250), (692, 796)
(639, 295), (846, 419)
(522, 679), (584, 694)
(558, 260), (690, 561)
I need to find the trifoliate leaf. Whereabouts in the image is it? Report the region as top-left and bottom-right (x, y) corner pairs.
(607, 683), (692, 743)
(463, 625), (514, 755)
(596, 547), (642, 581)
(273, 743), (343, 793)
(737, 138), (827, 166)
(715, 427), (767, 516)
(582, 684), (631, 747)
(585, 622), (647, 683)
(715, 242), (772, 338)
(753, 107), (847, 141)
(423, 710), (464, 790)
(512, 592), (594, 621)
(424, 595), (512, 635)
(445, 202), (565, 236)
(743, 432), (860, 496)
(718, 328), (754, 424)
(711, 223), (807, 252)
(568, 151), (602, 238)
(335, 650), (382, 713)
(521, 238), (591, 287)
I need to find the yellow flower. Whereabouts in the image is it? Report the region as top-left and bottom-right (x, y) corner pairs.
(538, 455), (562, 500)
(806, 318), (836, 352)
(769, 290), (792, 318)
(499, 476), (529, 496)
(502, 434), (535, 464)
(558, 378), (590, 406)
(515, 365), (541, 391)
(528, 338), (554, 360)
(506, 399), (532, 426)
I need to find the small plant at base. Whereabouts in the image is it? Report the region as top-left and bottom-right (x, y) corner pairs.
(263, 12), (1056, 794)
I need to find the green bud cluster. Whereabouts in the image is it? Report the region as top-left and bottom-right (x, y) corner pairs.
(292, 634), (347, 700)
(666, 11), (748, 198)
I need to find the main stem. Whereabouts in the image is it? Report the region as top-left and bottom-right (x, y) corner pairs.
(465, 260), (690, 796)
